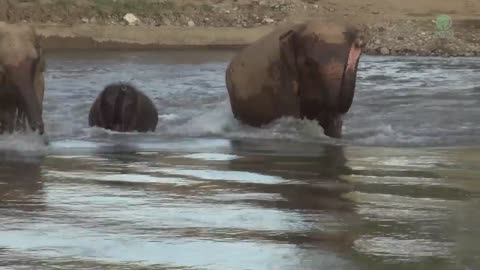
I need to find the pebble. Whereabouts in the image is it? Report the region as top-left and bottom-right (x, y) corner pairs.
(162, 17), (171, 26)
(123, 13), (140, 26)
(380, 47), (390, 55)
(263, 18), (274, 24)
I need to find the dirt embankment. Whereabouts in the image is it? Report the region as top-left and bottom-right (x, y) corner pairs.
(1, 0), (480, 56)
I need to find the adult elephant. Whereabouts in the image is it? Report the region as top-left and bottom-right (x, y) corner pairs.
(88, 82), (158, 132)
(0, 22), (46, 135)
(225, 19), (364, 138)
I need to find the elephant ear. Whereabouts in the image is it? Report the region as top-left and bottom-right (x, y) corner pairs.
(33, 34), (46, 72)
(279, 30), (299, 96)
(37, 49), (45, 72)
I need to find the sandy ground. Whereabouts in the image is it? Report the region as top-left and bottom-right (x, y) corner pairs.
(1, 0), (480, 56)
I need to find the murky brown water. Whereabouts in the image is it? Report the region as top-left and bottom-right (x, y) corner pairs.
(0, 51), (479, 269)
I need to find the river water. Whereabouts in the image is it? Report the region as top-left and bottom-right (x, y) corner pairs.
(0, 50), (479, 270)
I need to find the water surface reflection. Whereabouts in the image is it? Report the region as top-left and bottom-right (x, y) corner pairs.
(0, 51), (479, 269)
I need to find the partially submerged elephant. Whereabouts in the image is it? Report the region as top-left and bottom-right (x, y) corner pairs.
(0, 22), (46, 135)
(88, 83), (158, 132)
(225, 19), (364, 138)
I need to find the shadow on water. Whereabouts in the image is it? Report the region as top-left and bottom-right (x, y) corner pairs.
(1, 51), (479, 269)
(0, 153), (45, 212)
(227, 140), (354, 208)
(224, 140), (360, 254)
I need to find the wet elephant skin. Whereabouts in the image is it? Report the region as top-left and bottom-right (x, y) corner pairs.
(225, 19), (364, 138)
(88, 83), (158, 132)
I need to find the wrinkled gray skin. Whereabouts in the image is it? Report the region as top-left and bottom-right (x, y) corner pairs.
(89, 83), (159, 132)
(225, 19), (364, 138)
(0, 22), (46, 135)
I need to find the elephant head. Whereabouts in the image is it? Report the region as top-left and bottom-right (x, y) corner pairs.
(96, 83), (139, 131)
(89, 83), (159, 133)
(0, 23), (45, 135)
(279, 20), (364, 138)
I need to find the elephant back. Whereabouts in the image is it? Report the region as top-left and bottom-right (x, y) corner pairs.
(227, 23), (298, 101)
(0, 23), (38, 67)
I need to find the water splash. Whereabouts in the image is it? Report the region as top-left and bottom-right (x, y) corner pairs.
(39, 52), (480, 148)
(0, 131), (48, 155)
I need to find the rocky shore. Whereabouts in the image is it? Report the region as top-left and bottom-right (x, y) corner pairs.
(1, 0), (479, 56)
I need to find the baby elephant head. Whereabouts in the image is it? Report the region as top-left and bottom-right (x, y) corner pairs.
(279, 20), (364, 138)
(88, 82), (159, 133)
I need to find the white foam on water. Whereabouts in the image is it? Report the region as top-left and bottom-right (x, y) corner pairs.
(158, 113), (181, 121)
(166, 100), (237, 137)
(85, 126), (155, 137)
(166, 100), (335, 144)
(343, 124), (426, 147)
(0, 132), (48, 155)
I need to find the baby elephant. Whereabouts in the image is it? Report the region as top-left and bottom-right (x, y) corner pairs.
(88, 83), (158, 132)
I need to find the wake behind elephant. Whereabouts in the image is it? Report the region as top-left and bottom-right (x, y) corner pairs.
(225, 19), (364, 138)
(0, 22), (46, 135)
(88, 83), (158, 132)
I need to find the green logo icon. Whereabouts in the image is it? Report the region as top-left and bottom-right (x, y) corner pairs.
(434, 14), (454, 39)
(436, 14), (452, 31)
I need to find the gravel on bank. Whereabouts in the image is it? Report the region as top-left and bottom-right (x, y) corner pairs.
(1, 0), (479, 56)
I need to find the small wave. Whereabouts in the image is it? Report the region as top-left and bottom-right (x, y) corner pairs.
(84, 126), (155, 137)
(165, 100), (335, 143)
(344, 124), (428, 147)
(158, 113), (181, 121)
(166, 100), (237, 137)
(40, 53), (480, 149)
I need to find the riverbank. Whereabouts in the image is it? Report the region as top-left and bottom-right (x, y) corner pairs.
(2, 0), (480, 56)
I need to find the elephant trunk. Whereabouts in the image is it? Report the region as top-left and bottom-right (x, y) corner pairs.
(7, 59), (44, 135)
(338, 43), (362, 113)
(313, 44), (361, 138)
(323, 114), (343, 138)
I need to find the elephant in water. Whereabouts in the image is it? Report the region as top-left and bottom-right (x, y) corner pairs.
(88, 83), (159, 132)
(0, 22), (46, 135)
(225, 19), (364, 138)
